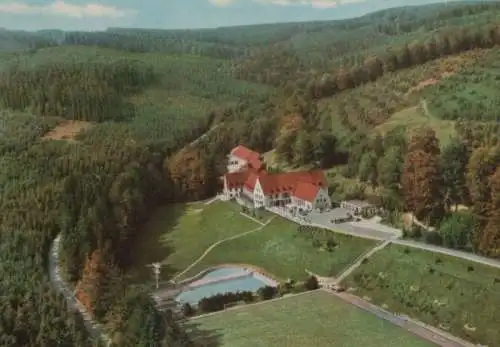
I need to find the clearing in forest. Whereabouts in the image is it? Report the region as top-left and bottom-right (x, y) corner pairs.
(374, 105), (456, 148)
(42, 120), (92, 141)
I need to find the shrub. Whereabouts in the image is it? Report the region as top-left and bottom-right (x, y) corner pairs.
(361, 257), (369, 264)
(182, 303), (195, 317)
(467, 265), (474, 272)
(304, 275), (319, 291)
(326, 238), (337, 252)
(197, 290), (255, 313)
(428, 267), (435, 274)
(403, 247), (411, 254)
(424, 231), (443, 245)
(435, 257), (443, 264)
(409, 226), (423, 239)
(258, 285), (277, 300)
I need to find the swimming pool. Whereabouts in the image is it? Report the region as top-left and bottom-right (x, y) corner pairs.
(175, 266), (277, 306)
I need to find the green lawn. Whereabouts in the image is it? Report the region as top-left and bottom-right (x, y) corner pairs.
(189, 290), (435, 347)
(179, 217), (377, 281)
(129, 201), (263, 282)
(341, 244), (500, 346)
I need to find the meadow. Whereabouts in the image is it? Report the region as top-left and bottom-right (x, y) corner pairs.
(129, 201), (265, 282)
(190, 290), (435, 347)
(178, 216), (377, 281)
(341, 244), (500, 346)
(373, 104), (456, 149)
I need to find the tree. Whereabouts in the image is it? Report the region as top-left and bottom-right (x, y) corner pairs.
(440, 138), (470, 210)
(358, 152), (378, 185)
(304, 275), (319, 290)
(293, 130), (313, 166)
(438, 211), (477, 250)
(402, 128), (444, 224)
(312, 131), (340, 168)
(165, 147), (211, 201)
(480, 214), (500, 258)
(377, 146), (403, 191)
(257, 286), (277, 300)
(478, 167), (500, 257)
(466, 146), (500, 222)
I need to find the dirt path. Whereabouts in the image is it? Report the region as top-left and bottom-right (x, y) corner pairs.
(420, 99), (433, 118)
(335, 240), (391, 283)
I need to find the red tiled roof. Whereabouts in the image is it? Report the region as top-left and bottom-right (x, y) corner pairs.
(244, 170), (260, 191)
(230, 145), (263, 170)
(225, 168), (266, 190)
(292, 182), (320, 202)
(224, 171), (249, 189)
(258, 170), (326, 196)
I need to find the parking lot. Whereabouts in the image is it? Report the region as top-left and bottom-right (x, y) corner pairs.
(308, 209), (402, 241)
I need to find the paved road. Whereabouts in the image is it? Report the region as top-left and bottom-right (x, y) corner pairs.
(49, 233), (112, 346)
(394, 239), (500, 269)
(326, 289), (476, 347)
(276, 207), (500, 271)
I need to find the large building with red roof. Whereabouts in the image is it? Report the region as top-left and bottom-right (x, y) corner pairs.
(222, 145), (331, 211)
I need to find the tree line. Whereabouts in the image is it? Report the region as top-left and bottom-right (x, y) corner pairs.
(399, 126), (500, 257)
(0, 59), (156, 122)
(307, 23), (500, 100)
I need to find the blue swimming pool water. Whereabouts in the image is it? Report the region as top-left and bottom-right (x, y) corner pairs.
(176, 274), (268, 305)
(175, 267), (278, 305)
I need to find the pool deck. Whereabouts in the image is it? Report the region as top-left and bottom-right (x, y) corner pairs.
(177, 264), (280, 287)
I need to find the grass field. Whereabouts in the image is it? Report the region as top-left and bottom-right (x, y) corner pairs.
(129, 201), (264, 282)
(179, 216), (377, 281)
(189, 290), (435, 347)
(341, 244), (500, 346)
(373, 104), (456, 148)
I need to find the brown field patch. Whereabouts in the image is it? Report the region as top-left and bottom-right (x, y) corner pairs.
(406, 72), (454, 95)
(42, 120), (92, 141)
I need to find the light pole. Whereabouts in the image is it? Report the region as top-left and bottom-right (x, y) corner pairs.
(147, 262), (161, 289)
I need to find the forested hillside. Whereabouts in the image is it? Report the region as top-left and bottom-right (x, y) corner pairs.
(2, 1), (500, 346)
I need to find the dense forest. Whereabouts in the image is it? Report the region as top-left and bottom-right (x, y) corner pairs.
(1, 1), (500, 346)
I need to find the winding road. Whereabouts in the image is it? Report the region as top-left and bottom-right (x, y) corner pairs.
(49, 233), (112, 346)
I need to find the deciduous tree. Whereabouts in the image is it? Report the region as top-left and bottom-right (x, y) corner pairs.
(402, 128), (444, 224)
(440, 138), (470, 210)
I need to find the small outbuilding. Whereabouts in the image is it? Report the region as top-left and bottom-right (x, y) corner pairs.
(340, 200), (377, 216)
